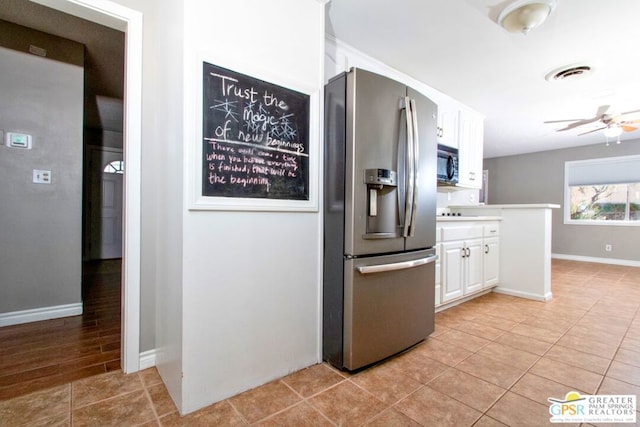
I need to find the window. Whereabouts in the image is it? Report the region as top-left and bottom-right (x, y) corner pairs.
(104, 160), (124, 174)
(565, 155), (640, 225)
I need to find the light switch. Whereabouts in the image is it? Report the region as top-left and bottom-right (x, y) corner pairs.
(33, 169), (51, 184)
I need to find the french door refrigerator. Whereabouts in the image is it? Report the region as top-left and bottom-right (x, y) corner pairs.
(323, 68), (438, 371)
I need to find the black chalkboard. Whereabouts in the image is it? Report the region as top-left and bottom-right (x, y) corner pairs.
(202, 62), (310, 200)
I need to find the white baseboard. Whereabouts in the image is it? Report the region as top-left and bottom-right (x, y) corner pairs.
(0, 303), (83, 327)
(552, 253), (640, 268)
(493, 287), (552, 302)
(139, 349), (157, 370)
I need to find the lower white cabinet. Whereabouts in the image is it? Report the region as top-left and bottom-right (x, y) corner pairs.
(441, 232), (483, 303)
(436, 220), (500, 307)
(435, 243), (442, 306)
(483, 237), (499, 288)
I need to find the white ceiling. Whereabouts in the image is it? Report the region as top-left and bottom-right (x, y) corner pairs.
(326, 0), (640, 158)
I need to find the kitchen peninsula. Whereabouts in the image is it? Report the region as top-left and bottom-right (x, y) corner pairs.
(445, 204), (560, 302)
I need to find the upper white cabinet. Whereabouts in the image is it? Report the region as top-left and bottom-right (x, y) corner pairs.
(436, 101), (459, 149)
(457, 109), (484, 189)
(434, 101), (485, 190)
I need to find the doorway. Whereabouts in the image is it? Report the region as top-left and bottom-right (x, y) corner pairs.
(0, 0), (142, 385)
(47, 0), (143, 375)
(85, 146), (124, 260)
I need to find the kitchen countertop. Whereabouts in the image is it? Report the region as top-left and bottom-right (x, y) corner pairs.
(449, 204), (560, 209)
(436, 215), (502, 221)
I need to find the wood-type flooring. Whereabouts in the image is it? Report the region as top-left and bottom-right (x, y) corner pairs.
(0, 259), (122, 400)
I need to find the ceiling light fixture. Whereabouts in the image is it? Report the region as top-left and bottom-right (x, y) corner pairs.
(604, 124), (623, 146)
(498, 0), (556, 34)
(603, 124), (623, 138)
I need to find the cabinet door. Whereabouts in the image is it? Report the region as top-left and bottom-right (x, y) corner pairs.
(483, 237), (499, 288)
(464, 238), (483, 294)
(441, 241), (464, 302)
(457, 110), (483, 189)
(435, 244), (442, 306)
(437, 105), (459, 148)
(435, 265), (441, 306)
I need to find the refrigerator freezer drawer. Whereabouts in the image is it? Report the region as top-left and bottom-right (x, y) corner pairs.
(343, 248), (435, 370)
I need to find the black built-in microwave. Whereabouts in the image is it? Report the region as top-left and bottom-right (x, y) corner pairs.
(437, 144), (459, 185)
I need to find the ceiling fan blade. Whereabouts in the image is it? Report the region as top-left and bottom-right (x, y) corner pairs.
(622, 125), (638, 132)
(595, 105), (611, 117)
(620, 108), (640, 116)
(577, 126), (606, 136)
(556, 118), (600, 131)
(544, 119), (587, 124)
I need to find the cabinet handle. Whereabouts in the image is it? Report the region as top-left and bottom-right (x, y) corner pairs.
(484, 244), (489, 254)
(461, 248), (466, 258)
(466, 248), (471, 257)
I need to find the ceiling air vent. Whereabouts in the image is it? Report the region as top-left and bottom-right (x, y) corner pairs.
(545, 64), (594, 82)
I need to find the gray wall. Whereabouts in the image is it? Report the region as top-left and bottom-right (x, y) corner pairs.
(0, 33), (84, 313)
(484, 140), (640, 262)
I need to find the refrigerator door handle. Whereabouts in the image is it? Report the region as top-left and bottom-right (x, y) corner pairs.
(408, 98), (419, 236)
(397, 100), (408, 232)
(400, 96), (414, 238)
(356, 255), (438, 274)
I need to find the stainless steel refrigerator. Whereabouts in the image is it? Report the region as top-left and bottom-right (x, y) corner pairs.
(323, 68), (438, 371)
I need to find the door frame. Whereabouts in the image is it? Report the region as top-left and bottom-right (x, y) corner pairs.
(33, 0), (143, 373)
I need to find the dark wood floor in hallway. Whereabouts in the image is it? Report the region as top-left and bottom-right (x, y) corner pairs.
(0, 259), (122, 400)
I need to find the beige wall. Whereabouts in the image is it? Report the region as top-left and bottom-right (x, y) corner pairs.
(0, 29), (84, 316)
(484, 139), (640, 262)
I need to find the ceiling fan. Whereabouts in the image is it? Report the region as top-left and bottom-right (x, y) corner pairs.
(545, 105), (640, 138)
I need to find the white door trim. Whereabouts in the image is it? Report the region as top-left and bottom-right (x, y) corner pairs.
(33, 0), (143, 374)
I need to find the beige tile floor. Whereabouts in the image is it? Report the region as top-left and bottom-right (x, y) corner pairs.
(1, 259), (639, 426)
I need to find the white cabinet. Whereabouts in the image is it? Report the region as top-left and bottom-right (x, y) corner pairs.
(436, 103), (459, 149)
(483, 222), (500, 288)
(483, 237), (499, 288)
(465, 239), (484, 294)
(441, 238), (483, 302)
(437, 220), (500, 308)
(441, 241), (463, 302)
(440, 225), (483, 304)
(435, 104), (484, 190)
(435, 243), (442, 306)
(457, 110), (484, 189)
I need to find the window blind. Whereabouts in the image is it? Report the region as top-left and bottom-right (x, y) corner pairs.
(566, 155), (640, 186)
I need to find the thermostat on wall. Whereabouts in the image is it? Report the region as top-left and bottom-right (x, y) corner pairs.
(5, 132), (32, 149)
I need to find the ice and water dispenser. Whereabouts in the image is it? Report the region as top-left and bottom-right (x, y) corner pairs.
(364, 168), (398, 238)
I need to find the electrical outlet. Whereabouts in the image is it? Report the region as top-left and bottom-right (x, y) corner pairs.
(33, 169), (51, 184)
(605, 244), (612, 252)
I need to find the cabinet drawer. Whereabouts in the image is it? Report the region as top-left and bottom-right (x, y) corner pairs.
(442, 226), (483, 241)
(483, 223), (500, 237)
